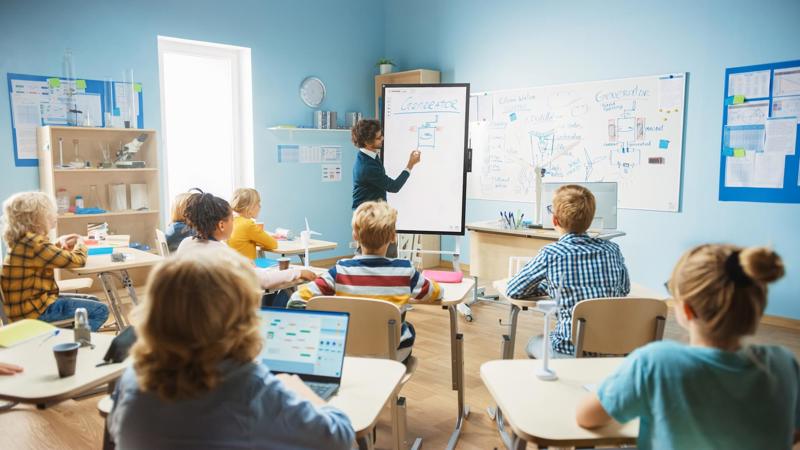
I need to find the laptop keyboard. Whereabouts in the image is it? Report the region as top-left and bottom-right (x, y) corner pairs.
(305, 381), (338, 400)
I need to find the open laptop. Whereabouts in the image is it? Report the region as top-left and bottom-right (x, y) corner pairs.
(258, 308), (349, 400)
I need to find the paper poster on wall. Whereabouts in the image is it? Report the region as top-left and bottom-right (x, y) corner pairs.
(773, 67), (800, 97)
(727, 70), (771, 99)
(726, 101), (769, 126)
(764, 117), (797, 156)
(321, 164), (342, 182)
(771, 96), (800, 123)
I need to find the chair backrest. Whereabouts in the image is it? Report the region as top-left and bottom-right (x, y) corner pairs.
(571, 298), (667, 357)
(306, 296), (402, 359)
(508, 256), (534, 278)
(154, 228), (170, 257)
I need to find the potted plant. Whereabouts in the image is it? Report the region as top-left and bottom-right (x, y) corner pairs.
(376, 58), (395, 75)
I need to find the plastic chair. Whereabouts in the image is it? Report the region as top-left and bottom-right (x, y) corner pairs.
(154, 228), (170, 257)
(307, 296), (422, 450)
(571, 297), (667, 357)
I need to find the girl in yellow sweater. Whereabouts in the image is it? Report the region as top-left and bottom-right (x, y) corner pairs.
(227, 188), (278, 260)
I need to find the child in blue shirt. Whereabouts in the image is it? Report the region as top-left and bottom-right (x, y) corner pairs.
(108, 248), (353, 449)
(577, 244), (799, 450)
(164, 192), (196, 252)
(506, 184), (629, 357)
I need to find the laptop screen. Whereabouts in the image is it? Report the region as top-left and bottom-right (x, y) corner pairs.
(258, 308), (349, 379)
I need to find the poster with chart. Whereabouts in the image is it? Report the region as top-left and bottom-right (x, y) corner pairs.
(467, 73), (687, 211)
(382, 84), (469, 234)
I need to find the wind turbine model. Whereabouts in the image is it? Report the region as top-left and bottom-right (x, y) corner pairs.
(300, 218), (321, 268)
(535, 282), (563, 381)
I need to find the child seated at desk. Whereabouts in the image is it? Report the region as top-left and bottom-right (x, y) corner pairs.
(1, 192), (109, 330)
(289, 201), (442, 362)
(165, 192), (196, 253)
(227, 188), (279, 260)
(505, 184), (630, 358)
(177, 190), (315, 296)
(577, 244), (799, 449)
(108, 248), (354, 449)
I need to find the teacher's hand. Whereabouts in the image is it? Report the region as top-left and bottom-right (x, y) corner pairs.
(406, 150), (421, 171)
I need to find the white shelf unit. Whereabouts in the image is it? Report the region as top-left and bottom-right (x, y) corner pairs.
(37, 126), (162, 252)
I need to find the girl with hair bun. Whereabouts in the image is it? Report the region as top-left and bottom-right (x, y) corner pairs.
(576, 244), (799, 449)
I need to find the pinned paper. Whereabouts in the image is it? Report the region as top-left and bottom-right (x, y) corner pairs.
(134, 83), (142, 93)
(47, 78), (61, 88)
(733, 148), (746, 157)
(658, 139), (670, 149)
(75, 79), (87, 89)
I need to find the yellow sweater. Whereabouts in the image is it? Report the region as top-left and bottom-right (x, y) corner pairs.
(228, 216), (278, 260)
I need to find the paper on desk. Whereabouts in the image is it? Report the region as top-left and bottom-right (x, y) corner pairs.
(726, 101), (768, 126)
(764, 117), (797, 156)
(773, 67), (800, 97)
(728, 70), (770, 99)
(771, 96), (800, 124)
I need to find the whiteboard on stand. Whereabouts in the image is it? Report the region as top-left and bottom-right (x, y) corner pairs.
(467, 73), (686, 211)
(382, 84), (470, 234)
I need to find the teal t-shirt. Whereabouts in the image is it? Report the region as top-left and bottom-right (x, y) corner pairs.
(597, 340), (799, 450)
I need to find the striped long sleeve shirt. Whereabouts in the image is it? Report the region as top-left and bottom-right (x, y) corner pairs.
(289, 255), (442, 347)
(506, 233), (630, 355)
(1, 232), (88, 321)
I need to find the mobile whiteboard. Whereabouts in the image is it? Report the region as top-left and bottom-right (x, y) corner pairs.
(382, 84), (470, 234)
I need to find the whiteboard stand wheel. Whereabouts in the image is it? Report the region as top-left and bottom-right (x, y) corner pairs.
(465, 314), (474, 322)
(457, 303), (472, 321)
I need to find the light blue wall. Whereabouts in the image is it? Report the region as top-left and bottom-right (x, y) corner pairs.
(384, 0), (800, 319)
(0, 0), (383, 260)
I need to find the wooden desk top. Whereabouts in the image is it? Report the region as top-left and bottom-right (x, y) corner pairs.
(481, 358), (638, 446)
(328, 357), (405, 437)
(493, 278), (667, 304)
(265, 265), (329, 291)
(467, 220), (625, 241)
(69, 247), (163, 275)
(439, 278), (476, 306)
(0, 331), (129, 404)
(264, 239), (338, 256)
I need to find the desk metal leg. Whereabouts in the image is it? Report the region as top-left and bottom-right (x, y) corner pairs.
(445, 304), (469, 450)
(502, 304), (521, 359)
(511, 434), (527, 450)
(120, 270), (139, 306)
(98, 272), (126, 331)
(356, 427), (375, 450)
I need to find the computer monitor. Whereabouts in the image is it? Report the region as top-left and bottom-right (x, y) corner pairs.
(540, 182), (618, 230)
(258, 308), (349, 381)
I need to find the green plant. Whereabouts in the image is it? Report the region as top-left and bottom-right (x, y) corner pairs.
(376, 58), (395, 67)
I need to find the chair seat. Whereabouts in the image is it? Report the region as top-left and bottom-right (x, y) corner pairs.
(98, 395), (113, 418)
(57, 278), (94, 292)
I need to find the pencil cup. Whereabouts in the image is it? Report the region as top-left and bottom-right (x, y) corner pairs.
(278, 257), (291, 270)
(53, 342), (80, 378)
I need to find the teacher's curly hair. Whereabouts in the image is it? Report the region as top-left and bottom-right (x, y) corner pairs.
(351, 119), (382, 149)
(183, 188), (232, 240)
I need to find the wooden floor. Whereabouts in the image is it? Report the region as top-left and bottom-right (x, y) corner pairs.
(2, 295), (798, 450)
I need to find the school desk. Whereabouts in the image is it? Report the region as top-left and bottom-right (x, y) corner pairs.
(481, 358), (638, 449)
(0, 330), (127, 407)
(260, 239), (338, 265)
(67, 247), (164, 330)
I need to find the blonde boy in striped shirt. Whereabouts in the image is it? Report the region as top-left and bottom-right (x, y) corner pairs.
(289, 201), (442, 362)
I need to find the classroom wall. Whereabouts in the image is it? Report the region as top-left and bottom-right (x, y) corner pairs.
(0, 0), (383, 260)
(384, 0), (800, 319)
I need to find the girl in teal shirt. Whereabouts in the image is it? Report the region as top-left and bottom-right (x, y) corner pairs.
(577, 244), (799, 450)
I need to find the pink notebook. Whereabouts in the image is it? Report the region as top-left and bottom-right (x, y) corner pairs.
(422, 270), (464, 283)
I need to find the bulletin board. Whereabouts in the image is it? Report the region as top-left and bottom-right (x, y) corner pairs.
(7, 73), (144, 167)
(718, 60), (800, 203)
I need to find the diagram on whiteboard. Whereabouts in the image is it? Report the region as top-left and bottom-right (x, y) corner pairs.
(468, 73), (686, 211)
(412, 115), (440, 149)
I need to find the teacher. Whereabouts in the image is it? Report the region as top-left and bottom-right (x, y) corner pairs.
(351, 119), (421, 209)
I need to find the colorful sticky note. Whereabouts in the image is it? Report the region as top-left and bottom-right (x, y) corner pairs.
(659, 139), (670, 149)
(509, 112), (517, 122)
(722, 147), (735, 157)
(47, 78), (61, 88)
(733, 95), (745, 104)
(733, 148), (746, 157)
(113, 107), (120, 116)
(134, 82), (142, 93)
(75, 79), (87, 89)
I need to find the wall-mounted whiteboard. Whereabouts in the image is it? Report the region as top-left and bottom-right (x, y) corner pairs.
(468, 73), (686, 211)
(382, 84), (470, 234)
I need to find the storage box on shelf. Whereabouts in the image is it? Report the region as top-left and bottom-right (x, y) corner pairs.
(37, 126), (162, 289)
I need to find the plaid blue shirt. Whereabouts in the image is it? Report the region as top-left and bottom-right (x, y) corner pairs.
(506, 233), (630, 355)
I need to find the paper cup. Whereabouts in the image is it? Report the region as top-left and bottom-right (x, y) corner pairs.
(53, 342), (80, 378)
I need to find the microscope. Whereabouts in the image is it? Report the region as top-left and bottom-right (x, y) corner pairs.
(115, 134), (148, 168)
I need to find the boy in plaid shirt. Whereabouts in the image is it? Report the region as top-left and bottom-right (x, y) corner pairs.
(2, 192), (108, 330)
(506, 185), (630, 357)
